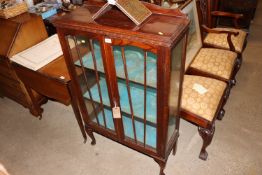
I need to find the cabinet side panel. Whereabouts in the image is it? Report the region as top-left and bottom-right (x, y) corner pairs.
(8, 15), (48, 57)
(0, 20), (19, 57)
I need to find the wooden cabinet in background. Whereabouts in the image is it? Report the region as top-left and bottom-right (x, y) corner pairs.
(0, 13), (47, 116)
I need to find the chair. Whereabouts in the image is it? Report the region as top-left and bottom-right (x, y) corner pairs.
(181, 0), (240, 87)
(187, 48), (238, 87)
(180, 75), (228, 160)
(196, 0), (248, 63)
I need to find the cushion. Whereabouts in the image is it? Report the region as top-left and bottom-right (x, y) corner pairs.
(204, 28), (247, 53)
(181, 75), (227, 121)
(190, 48), (237, 80)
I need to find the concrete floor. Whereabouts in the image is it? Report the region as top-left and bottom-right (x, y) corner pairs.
(1, 3), (262, 175)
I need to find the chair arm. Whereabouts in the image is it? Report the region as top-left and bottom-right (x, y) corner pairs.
(211, 11), (243, 28)
(201, 25), (239, 52)
(211, 11), (243, 19)
(201, 25), (239, 35)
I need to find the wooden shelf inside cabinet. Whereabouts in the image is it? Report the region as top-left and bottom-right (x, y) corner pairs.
(52, 1), (189, 174)
(82, 76), (157, 123)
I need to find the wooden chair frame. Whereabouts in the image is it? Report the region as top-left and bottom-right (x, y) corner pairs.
(181, 0), (240, 88)
(196, 0), (248, 70)
(180, 82), (230, 160)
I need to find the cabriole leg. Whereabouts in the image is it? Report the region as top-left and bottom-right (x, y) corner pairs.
(198, 123), (215, 160)
(154, 159), (166, 175)
(85, 125), (96, 145)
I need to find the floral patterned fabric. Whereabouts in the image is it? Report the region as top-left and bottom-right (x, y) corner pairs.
(190, 48), (237, 80)
(204, 28), (247, 53)
(181, 75), (227, 121)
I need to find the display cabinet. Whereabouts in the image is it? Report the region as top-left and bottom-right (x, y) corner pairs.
(53, 1), (189, 174)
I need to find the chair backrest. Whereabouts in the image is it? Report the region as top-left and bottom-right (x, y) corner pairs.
(196, 0), (219, 28)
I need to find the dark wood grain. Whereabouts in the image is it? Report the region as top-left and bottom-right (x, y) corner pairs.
(53, 1), (190, 174)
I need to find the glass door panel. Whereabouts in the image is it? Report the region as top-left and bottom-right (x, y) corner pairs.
(66, 35), (115, 132)
(166, 36), (186, 147)
(112, 45), (157, 149)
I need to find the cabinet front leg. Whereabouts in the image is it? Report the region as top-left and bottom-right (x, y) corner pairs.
(85, 125), (96, 145)
(198, 123), (215, 160)
(154, 159), (166, 175)
(69, 84), (87, 143)
(172, 140), (178, 156)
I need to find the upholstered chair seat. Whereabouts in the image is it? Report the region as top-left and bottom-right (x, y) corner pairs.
(189, 48), (238, 81)
(204, 28), (247, 53)
(180, 75), (227, 160)
(181, 75), (227, 122)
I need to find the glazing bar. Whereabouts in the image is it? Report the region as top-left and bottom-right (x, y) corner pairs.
(143, 51), (147, 147)
(121, 47), (137, 143)
(89, 39), (107, 129)
(73, 37), (100, 125)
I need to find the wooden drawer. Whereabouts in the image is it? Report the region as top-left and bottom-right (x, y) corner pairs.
(0, 82), (28, 106)
(0, 74), (24, 92)
(0, 58), (18, 80)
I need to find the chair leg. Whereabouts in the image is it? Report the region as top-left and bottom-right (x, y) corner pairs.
(235, 55), (242, 75)
(154, 159), (166, 175)
(217, 86), (230, 121)
(217, 108), (225, 120)
(198, 123), (215, 160)
(230, 78), (237, 87)
(238, 54), (242, 67)
(230, 54), (242, 88)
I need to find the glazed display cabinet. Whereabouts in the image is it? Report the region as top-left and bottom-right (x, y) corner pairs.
(53, 1), (189, 174)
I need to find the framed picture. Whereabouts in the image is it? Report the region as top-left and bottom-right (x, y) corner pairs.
(181, 0), (202, 69)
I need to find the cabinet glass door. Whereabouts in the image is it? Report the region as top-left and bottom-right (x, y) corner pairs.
(111, 44), (157, 150)
(66, 35), (115, 132)
(166, 36), (186, 148)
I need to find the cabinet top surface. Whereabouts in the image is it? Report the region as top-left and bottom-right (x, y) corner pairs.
(52, 2), (189, 46)
(38, 55), (71, 82)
